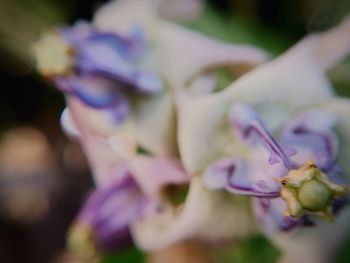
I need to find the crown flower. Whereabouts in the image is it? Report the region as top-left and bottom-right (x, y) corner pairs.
(178, 15), (350, 263)
(31, 0), (350, 262)
(31, 0), (269, 257)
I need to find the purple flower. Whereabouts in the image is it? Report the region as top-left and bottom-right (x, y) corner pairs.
(68, 156), (190, 258)
(177, 15), (350, 262)
(34, 21), (163, 126)
(203, 104), (347, 232)
(69, 173), (142, 256)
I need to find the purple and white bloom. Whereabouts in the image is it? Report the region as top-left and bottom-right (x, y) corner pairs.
(68, 156), (190, 259)
(33, 20), (163, 127)
(32, 0), (269, 255)
(178, 16), (350, 263)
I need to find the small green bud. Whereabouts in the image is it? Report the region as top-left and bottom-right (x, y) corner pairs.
(278, 161), (348, 221)
(298, 180), (331, 211)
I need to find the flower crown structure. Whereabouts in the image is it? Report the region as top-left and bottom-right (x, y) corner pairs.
(32, 0), (350, 262)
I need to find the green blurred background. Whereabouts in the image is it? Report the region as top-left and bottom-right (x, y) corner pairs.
(0, 0), (349, 262)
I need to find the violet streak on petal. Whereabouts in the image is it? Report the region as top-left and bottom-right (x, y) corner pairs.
(62, 23), (163, 95)
(280, 109), (338, 171)
(203, 157), (280, 197)
(55, 76), (129, 124)
(75, 173), (144, 251)
(229, 104), (295, 170)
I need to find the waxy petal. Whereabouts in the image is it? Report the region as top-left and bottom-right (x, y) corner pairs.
(224, 16), (350, 127)
(60, 107), (80, 138)
(66, 97), (137, 186)
(133, 89), (177, 156)
(131, 177), (255, 250)
(93, 0), (157, 36)
(56, 77), (129, 126)
(128, 156), (190, 197)
(203, 157), (281, 197)
(229, 104), (294, 170)
(280, 109), (338, 170)
(158, 21), (268, 90)
(71, 174), (143, 252)
(178, 17), (350, 174)
(157, 0), (203, 22)
(256, 99), (350, 263)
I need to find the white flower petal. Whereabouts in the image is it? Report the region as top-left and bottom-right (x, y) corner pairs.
(67, 97), (137, 186)
(157, 0), (204, 23)
(262, 98), (350, 263)
(158, 21), (268, 89)
(131, 177), (254, 250)
(178, 18), (350, 173)
(133, 89), (177, 156)
(60, 108), (80, 138)
(93, 0), (157, 36)
(128, 156), (189, 197)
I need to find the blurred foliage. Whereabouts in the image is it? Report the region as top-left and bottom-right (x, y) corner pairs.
(101, 247), (144, 263)
(329, 58), (350, 97)
(215, 235), (280, 263)
(188, 4), (295, 56)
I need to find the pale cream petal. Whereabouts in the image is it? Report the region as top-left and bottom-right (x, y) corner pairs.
(133, 90), (177, 156)
(93, 0), (157, 36)
(158, 21), (269, 90)
(128, 156), (189, 197)
(177, 19), (350, 173)
(157, 0), (204, 22)
(314, 15), (350, 71)
(60, 108), (80, 138)
(131, 176), (254, 251)
(66, 97), (137, 186)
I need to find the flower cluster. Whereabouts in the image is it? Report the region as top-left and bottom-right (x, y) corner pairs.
(32, 0), (350, 262)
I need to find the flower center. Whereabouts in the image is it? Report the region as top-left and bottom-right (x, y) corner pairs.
(297, 180), (331, 211)
(278, 161), (347, 221)
(32, 31), (75, 77)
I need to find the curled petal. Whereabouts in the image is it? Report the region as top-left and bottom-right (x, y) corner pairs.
(229, 104), (295, 170)
(280, 109), (338, 170)
(76, 31), (163, 94)
(203, 158), (280, 197)
(70, 174), (144, 252)
(261, 98), (350, 263)
(60, 107), (80, 138)
(55, 76), (129, 125)
(177, 91), (232, 173)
